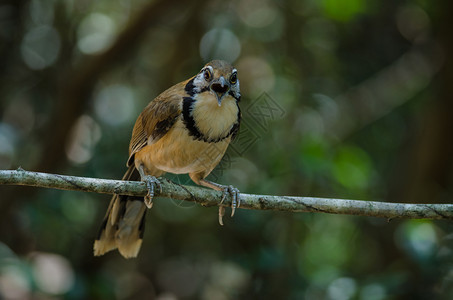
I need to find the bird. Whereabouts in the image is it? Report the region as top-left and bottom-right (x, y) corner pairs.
(93, 60), (241, 258)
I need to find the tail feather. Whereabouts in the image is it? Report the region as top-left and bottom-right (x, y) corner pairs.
(116, 200), (147, 258)
(94, 166), (147, 258)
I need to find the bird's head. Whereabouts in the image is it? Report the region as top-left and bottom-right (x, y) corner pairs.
(190, 60), (240, 106)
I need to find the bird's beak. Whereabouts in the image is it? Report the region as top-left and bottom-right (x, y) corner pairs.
(210, 76), (230, 106)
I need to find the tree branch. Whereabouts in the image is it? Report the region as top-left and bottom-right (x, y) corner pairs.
(1, 169), (452, 221)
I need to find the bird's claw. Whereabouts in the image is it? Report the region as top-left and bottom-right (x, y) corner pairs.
(142, 175), (161, 209)
(218, 185), (240, 225)
(218, 206), (226, 226)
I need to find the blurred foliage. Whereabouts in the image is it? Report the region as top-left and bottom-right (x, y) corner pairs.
(0, 0), (453, 299)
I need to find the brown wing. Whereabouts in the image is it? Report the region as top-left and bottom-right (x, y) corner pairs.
(127, 81), (186, 167)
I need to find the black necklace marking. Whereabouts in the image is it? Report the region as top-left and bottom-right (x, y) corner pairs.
(230, 106), (241, 140)
(182, 97), (240, 143)
(184, 78), (196, 96)
(182, 97), (200, 139)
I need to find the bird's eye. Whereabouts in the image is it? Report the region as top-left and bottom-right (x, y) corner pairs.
(230, 72), (237, 84)
(203, 68), (212, 81)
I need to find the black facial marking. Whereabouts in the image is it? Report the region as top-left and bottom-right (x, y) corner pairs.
(184, 78), (196, 96)
(185, 77), (210, 97)
(199, 86), (209, 93)
(229, 91), (241, 102)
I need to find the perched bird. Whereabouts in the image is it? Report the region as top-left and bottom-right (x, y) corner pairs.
(94, 60), (241, 258)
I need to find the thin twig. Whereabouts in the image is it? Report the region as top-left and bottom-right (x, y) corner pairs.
(0, 169), (452, 220)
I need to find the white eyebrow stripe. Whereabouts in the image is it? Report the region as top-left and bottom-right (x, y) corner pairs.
(200, 65), (214, 74)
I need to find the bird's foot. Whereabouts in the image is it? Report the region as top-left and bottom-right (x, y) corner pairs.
(142, 175), (162, 208)
(218, 185), (241, 225)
